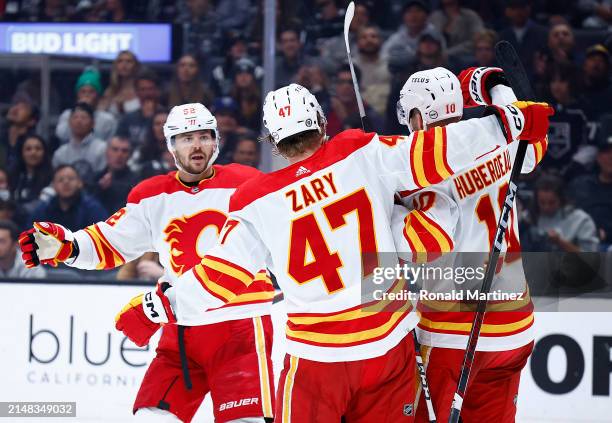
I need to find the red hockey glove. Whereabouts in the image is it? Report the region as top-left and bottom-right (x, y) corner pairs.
(484, 101), (554, 144)
(19, 222), (76, 268)
(115, 282), (176, 347)
(459, 67), (508, 108)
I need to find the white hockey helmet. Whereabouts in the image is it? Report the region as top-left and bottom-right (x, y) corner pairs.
(163, 103), (219, 173)
(262, 83), (326, 144)
(397, 67), (463, 132)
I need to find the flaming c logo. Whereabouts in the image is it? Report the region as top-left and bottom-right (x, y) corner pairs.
(163, 209), (227, 275)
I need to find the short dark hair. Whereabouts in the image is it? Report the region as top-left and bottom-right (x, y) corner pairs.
(236, 137), (261, 153)
(279, 26), (301, 40)
(72, 102), (95, 119)
(0, 219), (19, 242)
(337, 63), (361, 84)
(136, 68), (160, 86)
(53, 164), (81, 179)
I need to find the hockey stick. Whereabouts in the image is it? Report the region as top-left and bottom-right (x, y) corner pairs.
(448, 41), (533, 423)
(343, 1), (373, 132)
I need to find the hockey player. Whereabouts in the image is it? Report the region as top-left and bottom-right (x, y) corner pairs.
(392, 67), (548, 422)
(113, 84), (552, 422)
(19, 103), (275, 423)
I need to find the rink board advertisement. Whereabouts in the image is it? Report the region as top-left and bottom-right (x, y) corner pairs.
(1, 281), (611, 422)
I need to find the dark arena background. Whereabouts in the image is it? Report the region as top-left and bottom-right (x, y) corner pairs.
(0, 0), (611, 421)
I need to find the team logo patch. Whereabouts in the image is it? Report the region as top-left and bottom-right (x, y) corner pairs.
(429, 110), (438, 119)
(403, 404), (413, 416)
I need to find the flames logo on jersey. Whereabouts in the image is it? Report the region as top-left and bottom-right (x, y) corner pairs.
(163, 209), (227, 275)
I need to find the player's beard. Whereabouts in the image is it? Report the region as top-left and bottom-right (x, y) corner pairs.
(176, 148), (212, 175)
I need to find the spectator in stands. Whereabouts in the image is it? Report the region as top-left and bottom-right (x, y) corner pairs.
(0, 220), (45, 278)
(305, 0), (345, 52)
(96, 0), (132, 22)
(98, 50), (141, 116)
(579, 0), (612, 29)
(569, 127), (612, 246)
(0, 98), (39, 171)
(230, 58), (262, 131)
(0, 168), (10, 201)
(353, 25), (391, 116)
(56, 67), (117, 144)
(117, 252), (164, 281)
(276, 27), (308, 88)
(411, 33), (455, 72)
(526, 174), (599, 252)
(94, 136), (138, 214)
(212, 35), (261, 96)
(231, 137), (260, 168)
(294, 63), (331, 113)
(0, 200), (17, 225)
(470, 29), (498, 67)
(499, 0), (547, 75)
(327, 64), (383, 136)
(541, 63), (593, 178)
(429, 0), (484, 60)
(320, 1), (371, 70)
(52, 103), (107, 177)
(31, 165), (108, 231)
(382, 0), (444, 66)
(116, 68), (164, 148)
(130, 110), (171, 178)
(216, 0), (253, 33)
(9, 135), (53, 216)
(212, 97), (249, 164)
(581, 44), (612, 119)
(547, 23), (577, 64)
(180, 0), (219, 58)
(167, 54), (214, 108)
(37, 0), (74, 21)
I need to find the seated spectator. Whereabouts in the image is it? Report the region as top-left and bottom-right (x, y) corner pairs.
(96, 0), (132, 22)
(581, 44), (612, 120)
(117, 252), (164, 281)
(98, 50), (141, 117)
(0, 220), (45, 279)
(429, 0), (484, 60)
(546, 23), (578, 65)
(0, 97), (39, 171)
(410, 33), (456, 73)
(180, 0), (220, 59)
(569, 128), (612, 246)
(276, 27), (310, 88)
(167, 53), (214, 108)
(116, 68), (164, 148)
(579, 0), (612, 29)
(31, 165), (108, 231)
(9, 135), (53, 216)
(212, 35), (261, 96)
(541, 63), (593, 178)
(213, 97), (250, 163)
(0, 168), (10, 201)
(215, 0), (253, 33)
(327, 64), (383, 136)
(37, 0), (74, 21)
(305, 0), (345, 52)
(52, 103), (108, 178)
(294, 64), (332, 113)
(382, 0), (444, 67)
(524, 174), (599, 252)
(0, 199), (17, 224)
(231, 137), (260, 168)
(498, 0), (547, 75)
(353, 25), (391, 116)
(56, 67), (117, 144)
(94, 136), (138, 214)
(471, 29), (498, 67)
(320, 1), (371, 71)
(230, 58), (263, 131)
(130, 110), (172, 178)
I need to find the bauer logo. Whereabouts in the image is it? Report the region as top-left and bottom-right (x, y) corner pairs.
(218, 397), (258, 411)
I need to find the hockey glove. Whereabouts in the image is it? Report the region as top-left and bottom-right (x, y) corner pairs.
(459, 67), (509, 108)
(115, 282), (176, 347)
(19, 222), (76, 268)
(484, 101), (553, 144)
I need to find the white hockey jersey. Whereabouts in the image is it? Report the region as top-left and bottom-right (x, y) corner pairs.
(171, 114), (522, 363)
(68, 164), (274, 325)
(392, 137), (548, 351)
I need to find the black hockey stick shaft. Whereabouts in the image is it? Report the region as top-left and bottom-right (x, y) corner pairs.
(448, 41), (534, 423)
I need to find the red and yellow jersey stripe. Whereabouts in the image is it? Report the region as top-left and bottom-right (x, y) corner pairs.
(285, 279), (413, 348)
(531, 136), (548, 165)
(84, 223), (126, 270)
(193, 256), (274, 307)
(403, 209), (454, 263)
(409, 126), (453, 189)
(417, 288), (534, 337)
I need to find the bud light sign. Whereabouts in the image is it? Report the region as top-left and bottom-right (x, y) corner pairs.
(0, 23), (172, 62)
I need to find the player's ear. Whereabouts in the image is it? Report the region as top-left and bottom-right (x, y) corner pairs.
(409, 109), (424, 131)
